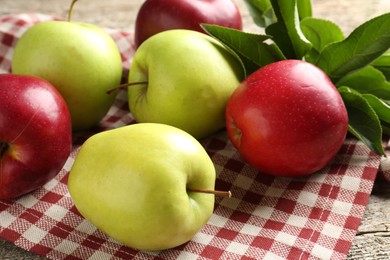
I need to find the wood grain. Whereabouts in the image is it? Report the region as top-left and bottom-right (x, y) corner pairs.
(1, 0), (390, 259)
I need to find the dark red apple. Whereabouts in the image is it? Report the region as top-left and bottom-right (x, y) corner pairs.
(226, 60), (349, 177)
(0, 74), (72, 199)
(134, 0), (243, 48)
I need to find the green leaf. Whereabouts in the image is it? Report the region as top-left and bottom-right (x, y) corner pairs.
(315, 13), (390, 82)
(336, 66), (390, 99)
(243, 0), (275, 28)
(300, 17), (344, 62)
(265, 0), (312, 59)
(297, 0), (312, 20)
(202, 24), (286, 76)
(243, 0), (311, 28)
(381, 121), (390, 135)
(371, 50), (390, 81)
(363, 93), (390, 136)
(363, 94), (390, 124)
(338, 86), (384, 155)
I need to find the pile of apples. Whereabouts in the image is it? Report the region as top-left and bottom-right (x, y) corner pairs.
(0, 0), (348, 251)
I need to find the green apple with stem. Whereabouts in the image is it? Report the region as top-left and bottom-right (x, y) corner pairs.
(12, 0), (122, 131)
(68, 123), (230, 250)
(126, 29), (244, 139)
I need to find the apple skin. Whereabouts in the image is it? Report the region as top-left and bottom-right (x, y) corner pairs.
(0, 74), (72, 199)
(128, 29), (244, 139)
(226, 60), (349, 177)
(12, 21), (123, 132)
(134, 0), (243, 48)
(68, 123), (216, 250)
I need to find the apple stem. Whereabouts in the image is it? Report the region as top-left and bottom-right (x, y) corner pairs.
(68, 0), (78, 22)
(0, 142), (9, 157)
(106, 81), (148, 94)
(187, 188), (232, 198)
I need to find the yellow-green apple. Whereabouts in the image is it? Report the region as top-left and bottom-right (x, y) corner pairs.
(134, 0), (243, 48)
(11, 1), (122, 131)
(68, 123), (220, 250)
(127, 29), (244, 139)
(226, 60), (349, 177)
(0, 74), (72, 199)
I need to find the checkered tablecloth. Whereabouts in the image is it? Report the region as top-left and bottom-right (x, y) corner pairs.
(0, 13), (389, 260)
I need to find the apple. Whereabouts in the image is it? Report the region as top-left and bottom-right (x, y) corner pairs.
(0, 74), (72, 199)
(226, 60), (349, 177)
(11, 0), (123, 132)
(134, 0), (243, 48)
(127, 29), (244, 139)
(68, 123), (226, 250)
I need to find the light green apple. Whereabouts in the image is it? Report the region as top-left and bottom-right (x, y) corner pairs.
(128, 29), (244, 139)
(68, 123), (217, 251)
(12, 20), (122, 131)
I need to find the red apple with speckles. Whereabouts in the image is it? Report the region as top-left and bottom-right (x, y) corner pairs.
(226, 60), (349, 177)
(134, 0), (243, 48)
(0, 74), (72, 199)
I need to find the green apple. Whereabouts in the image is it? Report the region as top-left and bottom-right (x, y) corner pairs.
(128, 29), (244, 139)
(12, 1), (122, 131)
(68, 123), (219, 250)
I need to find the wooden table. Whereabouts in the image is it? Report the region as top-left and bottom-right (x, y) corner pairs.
(1, 0), (390, 259)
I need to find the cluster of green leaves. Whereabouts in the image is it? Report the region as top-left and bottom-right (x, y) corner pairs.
(201, 0), (390, 155)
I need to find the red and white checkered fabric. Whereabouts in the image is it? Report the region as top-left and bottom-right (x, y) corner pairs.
(0, 14), (386, 260)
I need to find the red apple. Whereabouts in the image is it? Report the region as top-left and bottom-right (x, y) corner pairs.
(226, 60), (349, 177)
(134, 0), (243, 48)
(0, 74), (72, 199)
